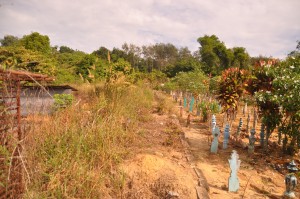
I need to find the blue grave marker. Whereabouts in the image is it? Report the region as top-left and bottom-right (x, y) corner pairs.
(189, 96), (195, 112)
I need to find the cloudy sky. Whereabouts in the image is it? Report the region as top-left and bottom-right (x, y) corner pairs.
(0, 0), (299, 58)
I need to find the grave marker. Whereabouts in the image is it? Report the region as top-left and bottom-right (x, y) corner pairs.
(246, 112), (250, 134)
(211, 114), (216, 131)
(260, 123), (265, 146)
(210, 127), (220, 153)
(253, 109), (257, 129)
(236, 118), (243, 137)
(228, 150), (241, 192)
(223, 124), (230, 149)
(248, 128), (256, 154)
(284, 160), (298, 198)
(189, 96), (195, 112)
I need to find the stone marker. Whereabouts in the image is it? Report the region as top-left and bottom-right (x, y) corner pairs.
(228, 150), (241, 192)
(210, 126), (220, 153)
(236, 118), (243, 137)
(248, 128), (256, 154)
(223, 124), (230, 149)
(211, 114), (216, 132)
(260, 123), (265, 146)
(246, 112), (250, 134)
(284, 160), (298, 198)
(189, 96), (195, 112)
(253, 109), (257, 129)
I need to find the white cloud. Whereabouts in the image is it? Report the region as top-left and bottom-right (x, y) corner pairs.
(0, 0), (299, 58)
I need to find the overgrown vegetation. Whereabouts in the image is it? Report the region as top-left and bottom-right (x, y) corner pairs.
(24, 82), (154, 198)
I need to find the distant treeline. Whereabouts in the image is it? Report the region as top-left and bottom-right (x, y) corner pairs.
(0, 32), (289, 84)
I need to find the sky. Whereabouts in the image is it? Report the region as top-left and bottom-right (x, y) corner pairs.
(0, 0), (299, 58)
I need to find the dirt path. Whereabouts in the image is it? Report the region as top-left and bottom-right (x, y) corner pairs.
(119, 93), (299, 199)
(120, 108), (204, 198)
(177, 103), (290, 199)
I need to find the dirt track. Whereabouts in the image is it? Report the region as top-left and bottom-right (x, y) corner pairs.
(120, 95), (299, 199)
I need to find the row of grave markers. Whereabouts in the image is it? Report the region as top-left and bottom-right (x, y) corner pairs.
(210, 114), (298, 196)
(210, 114), (265, 155)
(170, 92), (298, 196)
(170, 90), (221, 114)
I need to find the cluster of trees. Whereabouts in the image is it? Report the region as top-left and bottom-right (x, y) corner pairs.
(214, 42), (300, 154)
(0, 32), (253, 84)
(198, 35), (250, 75)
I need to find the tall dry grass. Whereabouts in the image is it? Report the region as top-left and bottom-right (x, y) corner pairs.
(23, 82), (154, 198)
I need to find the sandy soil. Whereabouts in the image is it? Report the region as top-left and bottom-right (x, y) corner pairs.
(119, 94), (299, 199)
(120, 112), (200, 199)
(179, 103), (299, 199)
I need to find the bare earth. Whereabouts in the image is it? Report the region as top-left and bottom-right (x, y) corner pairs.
(119, 97), (299, 199)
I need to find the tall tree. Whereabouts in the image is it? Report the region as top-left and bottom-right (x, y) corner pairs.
(197, 35), (233, 75)
(92, 46), (110, 60)
(20, 32), (52, 54)
(59, 45), (75, 53)
(232, 47), (250, 69)
(0, 35), (19, 46)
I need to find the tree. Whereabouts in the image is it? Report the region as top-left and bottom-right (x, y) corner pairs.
(0, 46), (56, 75)
(0, 35), (19, 46)
(111, 48), (127, 62)
(163, 57), (201, 78)
(92, 46), (110, 60)
(59, 46), (75, 53)
(198, 35), (250, 75)
(122, 43), (142, 69)
(232, 47), (250, 69)
(197, 35), (226, 75)
(288, 41), (300, 58)
(20, 32), (52, 54)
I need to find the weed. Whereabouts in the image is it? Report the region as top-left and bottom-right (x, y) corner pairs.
(24, 82), (154, 198)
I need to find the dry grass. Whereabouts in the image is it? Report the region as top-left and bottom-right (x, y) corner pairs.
(23, 82), (154, 198)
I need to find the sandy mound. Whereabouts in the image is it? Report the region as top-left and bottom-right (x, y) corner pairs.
(120, 154), (196, 199)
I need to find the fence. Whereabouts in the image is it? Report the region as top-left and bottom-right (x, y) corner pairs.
(0, 69), (53, 198)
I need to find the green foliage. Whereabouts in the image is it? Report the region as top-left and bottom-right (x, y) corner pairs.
(53, 94), (74, 109)
(232, 47), (250, 69)
(165, 70), (209, 94)
(20, 32), (52, 54)
(0, 35), (19, 47)
(164, 57), (202, 78)
(0, 46), (57, 75)
(59, 46), (75, 53)
(209, 75), (221, 94)
(198, 35), (250, 75)
(249, 55), (300, 153)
